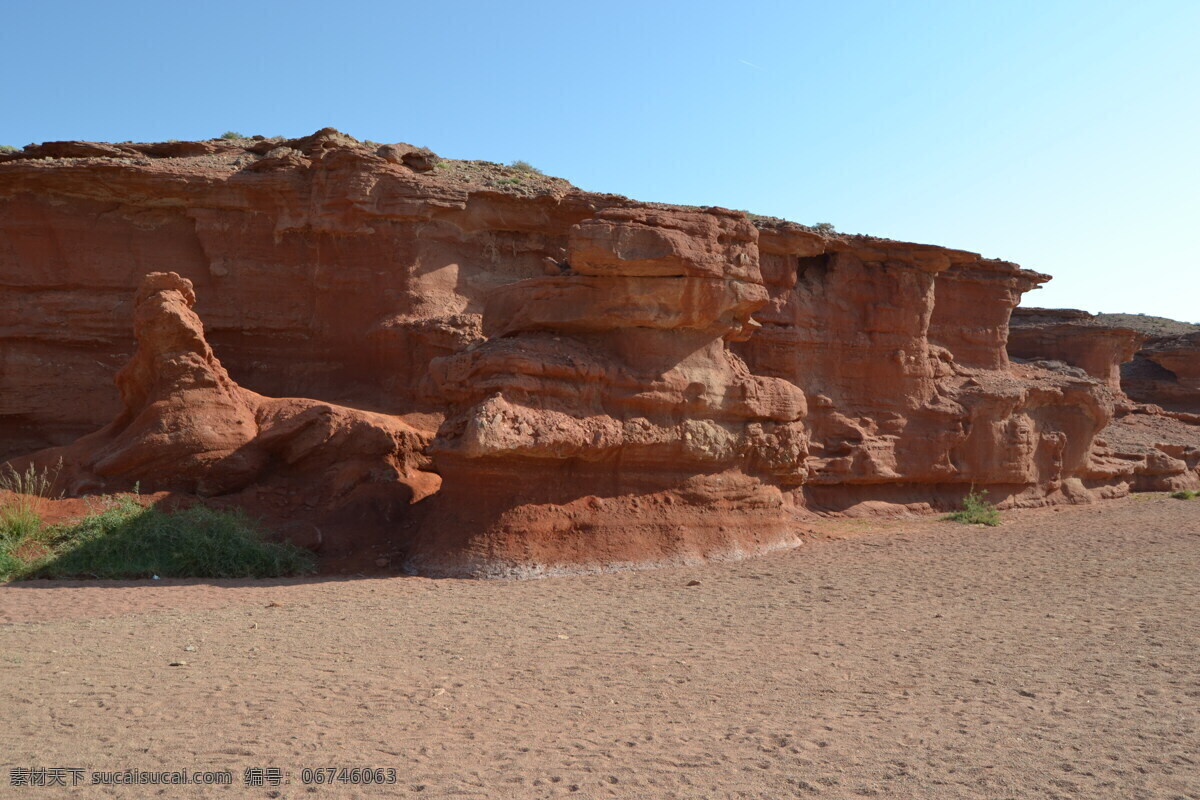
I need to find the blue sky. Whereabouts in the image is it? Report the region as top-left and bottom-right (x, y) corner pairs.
(4, 0), (1197, 320)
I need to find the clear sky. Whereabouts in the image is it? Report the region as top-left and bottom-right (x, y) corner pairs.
(3, 0), (1197, 320)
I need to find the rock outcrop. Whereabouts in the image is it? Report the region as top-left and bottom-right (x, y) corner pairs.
(736, 225), (1115, 512)
(1008, 307), (1200, 412)
(1087, 408), (1200, 493)
(1040, 311), (1200, 412)
(407, 208), (808, 576)
(9, 271), (438, 558)
(0, 128), (588, 461)
(1125, 332), (1200, 411)
(1006, 308), (1200, 493)
(4, 130), (1199, 576)
(1008, 308), (1147, 395)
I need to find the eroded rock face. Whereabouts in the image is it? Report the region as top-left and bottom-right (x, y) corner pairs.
(1086, 408), (1200, 493)
(930, 260), (1050, 371)
(3, 131), (1199, 575)
(1005, 308), (1200, 492)
(1008, 308), (1147, 395)
(1020, 311), (1200, 412)
(11, 272), (438, 558)
(1129, 332), (1200, 410)
(736, 225), (1115, 512)
(0, 129), (591, 459)
(406, 208), (809, 576)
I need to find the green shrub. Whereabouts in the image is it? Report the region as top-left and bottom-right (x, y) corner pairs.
(2, 496), (315, 581)
(811, 222), (837, 235)
(0, 505), (42, 544)
(1170, 489), (1197, 500)
(0, 548), (24, 579)
(0, 145), (17, 154)
(219, 131), (245, 140)
(0, 460), (61, 554)
(0, 461), (63, 578)
(943, 488), (1001, 526)
(509, 159), (543, 175)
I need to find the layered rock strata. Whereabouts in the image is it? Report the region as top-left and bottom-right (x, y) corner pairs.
(1008, 308), (1147, 395)
(0, 129), (593, 459)
(734, 224), (1118, 512)
(406, 208), (809, 575)
(1125, 332), (1200, 411)
(3, 131), (1199, 575)
(1007, 308), (1200, 493)
(10, 272), (438, 556)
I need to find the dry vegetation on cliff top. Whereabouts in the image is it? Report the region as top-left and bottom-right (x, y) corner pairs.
(0, 129), (857, 233)
(1094, 313), (1200, 338)
(0, 129), (577, 199)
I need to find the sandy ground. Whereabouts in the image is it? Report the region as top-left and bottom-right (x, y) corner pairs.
(1, 495), (1197, 799)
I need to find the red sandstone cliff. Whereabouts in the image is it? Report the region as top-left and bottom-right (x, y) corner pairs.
(1125, 333), (1200, 411)
(407, 208), (809, 575)
(6, 270), (438, 557)
(3, 130), (1198, 575)
(735, 224), (1116, 511)
(1008, 308), (1147, 395)
(1007, 308), (1200, 493)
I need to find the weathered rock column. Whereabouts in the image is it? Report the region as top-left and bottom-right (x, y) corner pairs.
(406, 208), (809, 576)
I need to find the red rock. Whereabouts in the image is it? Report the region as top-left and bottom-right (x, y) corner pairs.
(1132, 332), (1200, 410)
(2, 131), (1198, 575)
(1008, 308), (1147, 394)
(10, 272), (437, 557)
(931, 261), (1050, 370)
(736, 225), (1116, 511)
(406, 208), (809, 576)
(0, 132), (588, 457)
(1006, 308), (1200, 491)
(376, 143), (438, 172)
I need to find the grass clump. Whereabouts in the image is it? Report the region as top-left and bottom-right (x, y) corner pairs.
(1170, 489), (1197, 500)
(1, 460), (61, 499)
(219, 131), (245, 140)
(1, 495), (315, 581)
(943, 488), (1001, 526)
(1, 461), (63, 580)
(0, 461), (61, 543)
(508, 159), (543, 175)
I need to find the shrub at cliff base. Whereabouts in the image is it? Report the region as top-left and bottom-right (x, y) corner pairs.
(942, 489), (1001, 526)
(0, 461), (60, 577)
(1170, 489), (1198, 500)
(0, 497), (315, 581)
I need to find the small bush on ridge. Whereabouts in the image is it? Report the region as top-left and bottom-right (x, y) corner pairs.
(509, 159), (543, 175)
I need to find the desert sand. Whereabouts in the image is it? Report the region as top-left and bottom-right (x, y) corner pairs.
(2, 496), (1197, 799)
